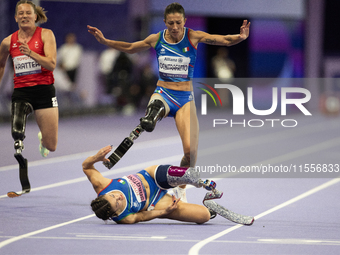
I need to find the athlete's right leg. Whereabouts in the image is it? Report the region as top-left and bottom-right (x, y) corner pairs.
(144, 165), (217, 222)
(175, 100), (199, 168)
(35, 107), (59, 152)
(140, 93), (170, 132)
(154, 193), (210, 224)
(173, 100), (199, 201)
(145, 165), (216, 190)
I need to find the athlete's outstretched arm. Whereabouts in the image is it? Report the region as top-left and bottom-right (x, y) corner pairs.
(191, 20), (250, 47)
(0, 36), (10, 87)
(87, 25), (158, 54)
(82, 145), (112, 193)
(119, 195), (180, 224)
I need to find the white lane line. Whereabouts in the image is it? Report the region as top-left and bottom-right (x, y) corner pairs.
(2, 133), (340, 198)
(258, 238), (340, 245)
(0, 214), (95, 249)
(0, 135), (181, 172)
(188, 177), (340, 255)
(75, 234), (167, 240)
(0, 153), (182, 198)
(2, 116), (334, 172)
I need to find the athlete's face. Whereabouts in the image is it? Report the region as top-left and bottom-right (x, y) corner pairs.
(15, 4), (37, 29)
(106, 192), (124, 217)
(164, 12), (187, 41)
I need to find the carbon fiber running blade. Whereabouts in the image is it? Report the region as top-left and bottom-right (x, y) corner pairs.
(104, 137), (134, 169)
(204, 200), (254, 225)
(7, 189), (30, 198)
(8, 154), (30, 198)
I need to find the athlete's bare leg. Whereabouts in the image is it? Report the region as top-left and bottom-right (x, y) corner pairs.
(35, 107), (58, 151)
(175, 100), (199, 190)
(154, 193), (210, 224)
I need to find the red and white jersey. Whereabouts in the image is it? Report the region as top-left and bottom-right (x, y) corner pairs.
(9, 27), (54, 88)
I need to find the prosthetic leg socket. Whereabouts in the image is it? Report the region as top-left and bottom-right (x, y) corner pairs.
(140, 99), (165, 132)
(8, 101), (33, 197)
(155, 165), (204, 189)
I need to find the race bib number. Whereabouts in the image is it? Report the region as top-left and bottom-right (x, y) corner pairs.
(13, 55), (41, 77)
(126, 175), (146, 203)
(158, 56), (190, 79)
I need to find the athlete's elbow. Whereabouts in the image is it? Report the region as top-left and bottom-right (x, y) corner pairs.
(50, 62), (57, 71)
(123, 48), (136, 54)
(45, 62), (56, 71)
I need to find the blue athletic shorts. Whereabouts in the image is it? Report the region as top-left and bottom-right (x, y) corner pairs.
(153, 86), (193, 117)
(138, 170), (167, 210)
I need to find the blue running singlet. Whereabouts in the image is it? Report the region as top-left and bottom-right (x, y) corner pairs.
(154, 27), (197, 82)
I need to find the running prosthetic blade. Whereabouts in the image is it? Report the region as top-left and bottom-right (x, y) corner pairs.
(203, 191), (254, 225)
(103, 125), (144, 169)
(7, 153), (30, 198)
(103, 137), (134, 169)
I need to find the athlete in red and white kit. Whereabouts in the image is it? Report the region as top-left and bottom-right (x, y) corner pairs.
(0, 0), (58, 158)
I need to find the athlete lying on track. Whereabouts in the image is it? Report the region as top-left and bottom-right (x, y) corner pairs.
(83, 145), (254, 225)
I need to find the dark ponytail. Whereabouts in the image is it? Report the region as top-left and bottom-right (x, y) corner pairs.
(91, 196), (113, 221)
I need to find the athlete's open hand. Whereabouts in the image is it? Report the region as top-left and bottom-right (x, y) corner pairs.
(87, 25), (107, 45)
(239, 20), (250, 40)
(93, 145), (112, 164)
(165, 195), (181, 214)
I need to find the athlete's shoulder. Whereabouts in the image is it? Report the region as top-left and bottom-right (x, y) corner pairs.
(41, 27), (55, 36)
(188, 29), (209, 46)
(0, 34), (13, 52)
(1, 34), (12, 46)
(145, 32), (161, 42)
(188, 28), (207, 39)
(144, 32), (162, 48)
(41, 28), (56, 43)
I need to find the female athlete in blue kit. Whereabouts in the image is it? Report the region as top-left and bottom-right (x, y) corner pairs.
(88, 2), (250, 202)
(83, 145), (213, 224)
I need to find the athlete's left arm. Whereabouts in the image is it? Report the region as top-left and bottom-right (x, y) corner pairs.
(191, 20), (250, 47)
(82, 145), (113, 194)
(119, 195), (180, 224)
(0, 36), (10, 87)
(18, 28), (57, 71)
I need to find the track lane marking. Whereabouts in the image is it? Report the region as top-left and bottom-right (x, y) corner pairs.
(188, 177), (340, 255)
(0, 154), (182, 198)
(0, 135), (181, 172)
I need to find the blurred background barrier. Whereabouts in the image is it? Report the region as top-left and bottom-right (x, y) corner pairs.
(1, 0), (340, 121)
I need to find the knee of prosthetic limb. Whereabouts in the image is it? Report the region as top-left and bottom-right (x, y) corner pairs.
(11, 101), (33, 141)
(154, 165), (202, 190)
(140, 99), (166, 132)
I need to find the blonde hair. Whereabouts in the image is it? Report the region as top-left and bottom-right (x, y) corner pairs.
(15, 0), (48, 24)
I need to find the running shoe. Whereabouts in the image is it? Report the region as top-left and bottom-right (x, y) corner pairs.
(38, 132), (49, 157)
(173, 186), (187, 203)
